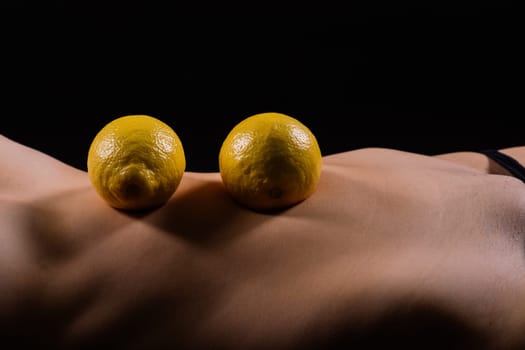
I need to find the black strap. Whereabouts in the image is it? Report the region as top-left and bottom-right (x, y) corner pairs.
(478, 149), (525, 183)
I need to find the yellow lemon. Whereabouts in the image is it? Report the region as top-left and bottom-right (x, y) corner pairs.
(87, 114), (186, 211)
(219, 112), (322, 211)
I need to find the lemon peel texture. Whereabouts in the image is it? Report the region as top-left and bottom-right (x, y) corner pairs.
(87, 114), (186, 211)
(219, 112), (322, 211)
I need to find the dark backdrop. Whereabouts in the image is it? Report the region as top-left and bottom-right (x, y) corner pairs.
(1, 1), (521, 172)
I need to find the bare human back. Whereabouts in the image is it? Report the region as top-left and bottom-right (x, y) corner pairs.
(2, 134), (525, 350)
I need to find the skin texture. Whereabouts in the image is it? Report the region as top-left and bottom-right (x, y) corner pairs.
(2, 134), (525, 349)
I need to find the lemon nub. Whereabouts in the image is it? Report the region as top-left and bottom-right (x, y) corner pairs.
(87, 114), (186, 211)
(109, 164), (157, 204)
(269, 187), (283, 199)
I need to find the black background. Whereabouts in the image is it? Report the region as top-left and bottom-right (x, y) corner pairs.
(1, 1), (522, 172)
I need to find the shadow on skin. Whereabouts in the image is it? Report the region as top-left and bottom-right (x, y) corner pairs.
(136, 179), (274, 247)
(27, 185), (131, 261)
(3, 187), (122, 348)
(305, 299), (491, 350)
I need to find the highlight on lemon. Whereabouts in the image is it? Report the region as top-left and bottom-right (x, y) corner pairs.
(219, 112), (322, 211)
(87, 114), (186, 211)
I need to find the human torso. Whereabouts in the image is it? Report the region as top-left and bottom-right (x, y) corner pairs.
(2, 139), (525, 349)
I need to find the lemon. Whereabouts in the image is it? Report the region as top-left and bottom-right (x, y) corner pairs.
(87, 114), (186, 211)
(219, 112), (322, 211)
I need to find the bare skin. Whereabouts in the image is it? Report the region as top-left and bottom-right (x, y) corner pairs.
(2, 134), (525, 349)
